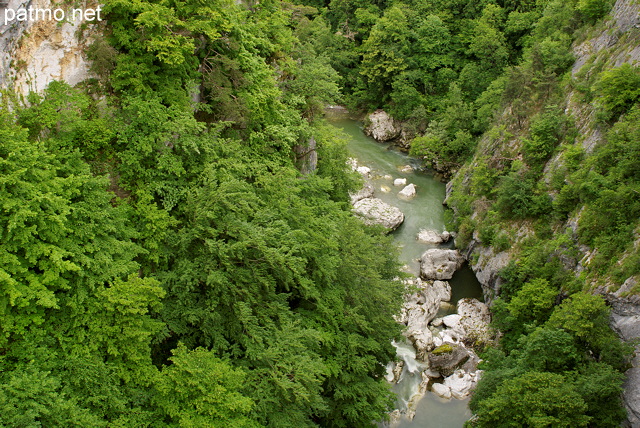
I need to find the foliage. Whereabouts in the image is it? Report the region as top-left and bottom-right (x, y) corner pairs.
(494, 170), (551, 219)
(472, 371), (590, 427)
(596, 63), (640, 120)
(154, 344), (258, 427)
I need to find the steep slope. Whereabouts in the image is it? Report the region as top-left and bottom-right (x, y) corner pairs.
(446, 0), (640, 424)
(0, 0), (97, 96)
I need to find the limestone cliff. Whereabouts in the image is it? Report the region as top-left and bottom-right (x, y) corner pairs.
(0, 0), (97, 97)
(446, 0), (640, 423)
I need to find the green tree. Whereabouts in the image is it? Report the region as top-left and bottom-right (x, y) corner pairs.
(472, 371), (590, 427)
(596, 64), (640, 120)
(154, 344), (258, 427)
(547, 293), (631, 369)
(0, 365), (102, 427)
(516, 327), (580, 372)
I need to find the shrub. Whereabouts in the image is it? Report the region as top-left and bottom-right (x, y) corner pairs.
(596, 64), (640, 120)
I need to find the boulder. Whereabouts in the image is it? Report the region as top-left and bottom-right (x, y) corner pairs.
(435, 280), (452, 302)
(394, 178), (407, 187)
(417, 229), (451, 245)
(356, 166), (371, 177)
(400, 279), (451, 359)
(352, 198), (404, 231)
(441, 314), (462, 330)
(364, 110), (399, 142)
(427, 342), (471, 377)
(350, 181), (374, 204)
(431, 317), (444, 327)
(398, 164), (414, 173)
(347, 158), (358, 170)
(431, 382), (452, 399)
(443, 369), (481, 399)
(398, 183), (417, 199)
(457, 298), (492, 345)
(420, 249), (465, 280)
(380, 185), (391, 193)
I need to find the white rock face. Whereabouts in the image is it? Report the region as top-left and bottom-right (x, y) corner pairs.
(399, 278), (451, 359)
(417, 229), (452, 244)
(442, 314), (462, 330)
(364, 109), (399, 142)
(352, 198), (404, 231)
(431, 383), (452, 399)
(457, 298), (492, 344)
(356, 166), (371, 177)
(398, 183), (417, 199)
(1, 0), (95, 96)
(394, 178), (407, 187)
(420, 249), (465, 280)
(349, 182), (375, 204)
(443, 369), (481, 399)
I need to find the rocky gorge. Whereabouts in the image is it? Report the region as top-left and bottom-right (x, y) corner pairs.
(360, 30), (640, 417)
(348, 155), (489, 424)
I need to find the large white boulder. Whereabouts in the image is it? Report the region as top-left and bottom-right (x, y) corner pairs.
(364, 110), (399, 142)
(394, 178), (407, 187)
(420, 249), (465, 280)
(353, 198), (404, 231)
(441, 314), (462, 330)
(431, 383), (452, 399)
(457, 298), (492, 344)
(398, 183), (417, 199)
(417, 229), (452, 245)
(356, 166), (371, 177)
(443, 369), (481, 399)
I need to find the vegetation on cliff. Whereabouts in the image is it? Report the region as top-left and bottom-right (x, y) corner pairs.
(1, 0), (637, 425)
(288, 0), (636, 425)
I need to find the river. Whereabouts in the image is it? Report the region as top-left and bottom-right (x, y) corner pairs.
(328, 117), (482, 427)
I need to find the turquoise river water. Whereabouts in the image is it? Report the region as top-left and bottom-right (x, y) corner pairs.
(329, 118), (482, 427)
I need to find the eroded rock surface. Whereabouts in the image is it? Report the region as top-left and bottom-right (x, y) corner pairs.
(427, 343), (471, 377)
(349, 182), (375, 204)
(417, 229), (452, 245)
(364, 109), (399, 142)
(399, 279), (451, 359)
(398, 183), (417, 199)
(420, 249), (465, 280)
(352, 198), (404, 231)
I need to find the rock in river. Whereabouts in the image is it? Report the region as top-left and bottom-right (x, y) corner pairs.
(364, 109), (399, 142)
(427, 342), (471, 377)
(398, 183), (417, 199)
(417, 229), (452, 245)
(420, 249), (465, 280)
(457, 298), (492, 345)
(443, 369), (481, 399)
(398, 279), (451, 359)
(352, 198), (404, 231)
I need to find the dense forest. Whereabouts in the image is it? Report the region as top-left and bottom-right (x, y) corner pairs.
(1, 0), (638, 426)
